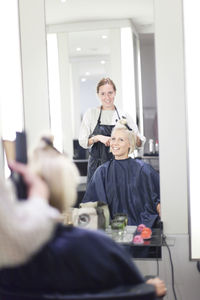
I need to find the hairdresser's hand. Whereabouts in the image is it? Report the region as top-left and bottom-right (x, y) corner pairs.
(136, 136), (142, 147)
(96, 135), (111, 146)
(146, 277), (167, 297)
(9, 161), (49, 200)
(157, 203), (161, 217)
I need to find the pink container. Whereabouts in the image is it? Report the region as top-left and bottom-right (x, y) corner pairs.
(133, 235), (144, 245)
(137, 224), (146, 232)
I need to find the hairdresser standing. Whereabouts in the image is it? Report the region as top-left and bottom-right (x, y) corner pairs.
(79, 78), (145, 183)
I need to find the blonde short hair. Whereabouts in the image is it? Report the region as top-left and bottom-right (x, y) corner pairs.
(111, 119), (136, 154)
(29, 136), (79, 213)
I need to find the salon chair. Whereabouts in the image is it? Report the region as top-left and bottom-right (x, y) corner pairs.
(0, 283), (156, 300)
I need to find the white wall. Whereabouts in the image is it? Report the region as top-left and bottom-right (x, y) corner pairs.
(109, 28), (122, 108)
(0, 122), (4, 179)
(182, 0), (200, 260)
(0, 0), (23, 177)
(19, 0), (50, 149)
(57, 33), (73, 157)
(154, 0), (188, 234)
(80, 76), (101, 118)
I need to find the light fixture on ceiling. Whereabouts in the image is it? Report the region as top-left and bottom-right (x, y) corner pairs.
(85, 71), (90, 76)
(102, 35), (108, 39)
(100, 60), (106, 65)
(60, 0), (67, 3)
(81, 78), (87, 82)
(76, 47), (82, 52)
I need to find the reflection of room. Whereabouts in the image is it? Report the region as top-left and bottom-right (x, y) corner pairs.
(47, 24), (160, 173)
(46, 22), (144, 204)
(46, 22), (139, 159)
(46, 24), (161, 206)
(139, 33), (158, 154)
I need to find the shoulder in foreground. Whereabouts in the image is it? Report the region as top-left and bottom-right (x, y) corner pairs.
(50, 225), (132, 266)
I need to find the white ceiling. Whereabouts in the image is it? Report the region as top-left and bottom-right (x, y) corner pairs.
(68, 29), (110, 57)
(45, 0), (154, 33)
(45, 0), (154, 79)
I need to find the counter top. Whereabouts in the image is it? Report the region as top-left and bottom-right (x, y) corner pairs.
(105, 226), (162, 247)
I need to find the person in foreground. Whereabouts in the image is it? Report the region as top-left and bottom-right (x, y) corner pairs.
(82, 119), (160, 227)
(0, 160), (59, 269)
(0, 136), (166, 298)
(79, 77), (146, 183)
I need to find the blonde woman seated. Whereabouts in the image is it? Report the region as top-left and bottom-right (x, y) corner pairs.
(82, 120), (160, 228)
(0, 161), (59, 269)
(0, 135), (166, 298)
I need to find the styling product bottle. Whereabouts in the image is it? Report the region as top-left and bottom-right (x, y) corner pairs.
(155, 140), (159, 155)
(148, 139), (154, 154)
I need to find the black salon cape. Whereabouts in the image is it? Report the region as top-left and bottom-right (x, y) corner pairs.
(83, 158), (160, 227)
(0, 224), (144, 295)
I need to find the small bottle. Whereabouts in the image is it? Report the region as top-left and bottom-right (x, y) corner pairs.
(148, 139), (154, 154)
(155, 140), (159, 155)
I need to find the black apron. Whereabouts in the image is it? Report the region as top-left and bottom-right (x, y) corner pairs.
(87, 106), (120, 183)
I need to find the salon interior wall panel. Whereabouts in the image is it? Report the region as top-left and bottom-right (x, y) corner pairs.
(71, 62), (82, 140)
(18, 0), (50, 148)
(57, 33), (73, 157)
(183, 0), (200, 260)
(154, 0), (188, 234)
(140, 35), (157, 150)
(140, 36), (156, 108)
(0, 120), (4, 179)
(0, 1), (23, 177)
(109, 28), (122, 109)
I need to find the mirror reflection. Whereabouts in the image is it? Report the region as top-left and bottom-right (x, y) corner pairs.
(82, 119), (160, 227)
(78, 77), (146, 183)
(45, 0), (161, 257)
(45, 0), (158, 158)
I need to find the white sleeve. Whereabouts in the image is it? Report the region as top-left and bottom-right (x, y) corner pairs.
(78, 109), (93, 149)
(0, 181), (60, 268)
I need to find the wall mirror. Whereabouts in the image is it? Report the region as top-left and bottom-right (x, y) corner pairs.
(45, 0), (158, 160)
(44, 1), (161, 259)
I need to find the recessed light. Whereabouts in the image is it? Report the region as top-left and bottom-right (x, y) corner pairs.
(76, 47), (82, 52)
(102, 35), (108, 39)
(100, 60), (106, 65)
(81, 78), (87, 82)
(85, 72), (90, 76)
(60, 0), (67, 3)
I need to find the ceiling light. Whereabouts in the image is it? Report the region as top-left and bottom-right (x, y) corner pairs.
(76, 47), (82, 52)
(100, 60), (106, 65)
(81, 78), (86, 82)
(60, 0), (67, 3)
(102, 35), (108, 39)
(85, 72), (90, 76)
